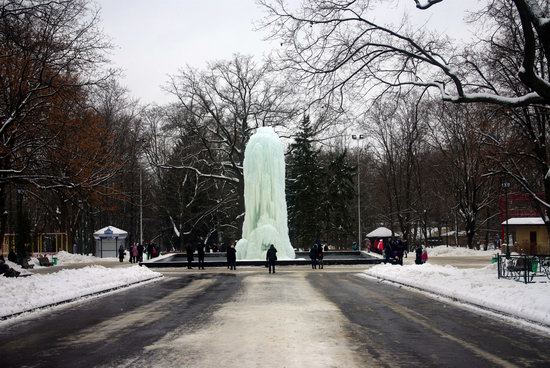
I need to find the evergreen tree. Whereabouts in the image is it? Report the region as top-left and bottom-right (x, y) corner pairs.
(286, 115), (323, 249)
(320, 150), (356, 246)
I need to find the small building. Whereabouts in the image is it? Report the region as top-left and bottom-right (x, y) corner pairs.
(93, 226), (128, 258)
(501, 217), (550, 255)
(365, 227), (393, 254)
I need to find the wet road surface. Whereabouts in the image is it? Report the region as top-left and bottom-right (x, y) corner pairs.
(1, 267), (549, 367)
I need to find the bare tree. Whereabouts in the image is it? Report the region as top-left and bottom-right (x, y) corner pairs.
(148, 55), (297, 239)
(259, 0), (550, 106)
(0, 0), (113, 254)
(427, 102), (497, 248)
(367, 96), (429, 244)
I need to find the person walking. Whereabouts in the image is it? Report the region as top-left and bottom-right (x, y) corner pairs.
(137, 243), (144, 262)
(227, 244), (237, 270)
(147, 243), (153, 260)
(197, 241), (205, 270)
(118, 244), (125, 263)
(130, 243), (138, 263)
(185, 243), (194, 269)
(396, 239), (405, 266)
(317, 243), (324, 269)
(309, 244), (318, 269)
(266, 244), (277, 274)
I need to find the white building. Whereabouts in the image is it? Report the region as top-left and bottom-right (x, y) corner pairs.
(93, 226), (128, 258)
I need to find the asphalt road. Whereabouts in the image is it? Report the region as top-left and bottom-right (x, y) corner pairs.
(1, 267), (549, 367)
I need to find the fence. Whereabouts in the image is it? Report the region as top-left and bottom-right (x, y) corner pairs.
(496, 254), (550, 283)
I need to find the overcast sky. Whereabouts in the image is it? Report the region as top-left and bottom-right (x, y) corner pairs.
(95, 0), (481, 105)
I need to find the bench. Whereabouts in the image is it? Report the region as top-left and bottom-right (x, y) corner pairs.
(506, 258), (532, 281)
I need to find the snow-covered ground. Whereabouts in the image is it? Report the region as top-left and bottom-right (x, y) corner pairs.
(0, 265), (162, 318)
(363, 262), (550, 327)
(426, 246), (496, 257)
(28, 250), (124, 268)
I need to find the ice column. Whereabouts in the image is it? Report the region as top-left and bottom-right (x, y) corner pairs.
(236, 127), (295, 260)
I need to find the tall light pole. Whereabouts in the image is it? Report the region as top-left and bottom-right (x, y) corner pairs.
(140, 168), (143, 245)
(502, 180), (511, 258)
(352, 134), (364, 251)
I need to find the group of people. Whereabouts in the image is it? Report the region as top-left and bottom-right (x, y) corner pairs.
(118, 243), (160, 263)
(383, 238), (408, 265)
(309, 243), (325, 269)
(182, 241), (279, 273)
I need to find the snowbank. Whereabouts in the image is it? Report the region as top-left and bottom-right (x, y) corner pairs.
(427, 246), (496, 257)
(53, 250), (121, 264)
(0, 265), (162, 318)
(364, 264), (550, 326)
(27, 251), (124, 268)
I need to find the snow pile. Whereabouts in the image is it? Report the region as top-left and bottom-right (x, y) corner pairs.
(364, 263), (550, 325)
(4, 260), (32, 276)
(0, 265), (162, 318)
(52, 251), (120, 264)
(427, 246), (496, 257)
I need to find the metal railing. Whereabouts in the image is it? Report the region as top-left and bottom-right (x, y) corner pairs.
(496, 254), (550, 284)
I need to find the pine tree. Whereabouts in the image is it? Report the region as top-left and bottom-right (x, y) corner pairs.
(286, 115), (323, 249)
(320, 150), (356, 246)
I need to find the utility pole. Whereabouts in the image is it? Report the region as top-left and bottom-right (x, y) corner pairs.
(140, 168), (143, 245)
(502, 180), (511, 258)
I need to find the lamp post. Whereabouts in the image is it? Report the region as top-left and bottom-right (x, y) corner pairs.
(502, 180), (511, 258)
(16, 188), (24, 263)
(352, 134), (364, 251)
(140, 168), (143, 245)
(446, 219), (450, 247)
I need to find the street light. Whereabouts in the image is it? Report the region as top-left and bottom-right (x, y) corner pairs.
(352, 134), (364, 251)
(16, 188), (24, 263)
(502, 180), (511, 258)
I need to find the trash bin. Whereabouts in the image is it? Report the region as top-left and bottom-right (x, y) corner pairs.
(531, 259), (539, 273)
(52, 257), (58, 266)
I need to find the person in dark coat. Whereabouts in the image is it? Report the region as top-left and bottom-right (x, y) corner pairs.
(147, 243), (153, 260)
(384, 240), (394, 264)
(396, 239), (405, 266)
(8, 248), (17, 263)
(309, 244), (318, 269)
(227, 244), (237, 270)
(137, 243), (144, 262)
(317, 244), (324, 269)
(266, 244), (277, 274)
(118, 244), (125, 263)
(415, 245), (423, 265)
(197, 241), (205, 270)
(185, 243), (194, 269)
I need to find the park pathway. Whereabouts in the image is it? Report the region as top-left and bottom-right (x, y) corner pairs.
(1, 267), (550, 367)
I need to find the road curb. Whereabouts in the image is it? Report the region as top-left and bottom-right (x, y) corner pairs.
(362, 273), (550, 331)
(0, 275), (164, 322)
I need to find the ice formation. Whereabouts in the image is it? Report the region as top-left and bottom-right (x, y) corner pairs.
(236, 127), (295, 260)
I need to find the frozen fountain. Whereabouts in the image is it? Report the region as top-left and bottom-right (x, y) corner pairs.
(236, 127), (296, 260)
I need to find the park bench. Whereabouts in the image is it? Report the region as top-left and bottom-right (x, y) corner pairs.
(498, 254), (550, 283)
